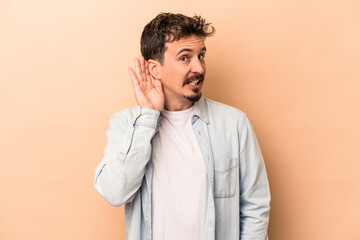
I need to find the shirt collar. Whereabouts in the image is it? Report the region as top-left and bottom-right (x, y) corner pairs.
(193, 97), (209, 123)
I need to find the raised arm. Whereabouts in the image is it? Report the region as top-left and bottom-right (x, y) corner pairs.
(94, 56), (164, 206)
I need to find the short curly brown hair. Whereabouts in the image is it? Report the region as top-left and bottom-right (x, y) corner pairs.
(140, 13), (215, 64)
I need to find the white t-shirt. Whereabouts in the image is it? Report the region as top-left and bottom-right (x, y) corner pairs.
(152, 106), (206, 240)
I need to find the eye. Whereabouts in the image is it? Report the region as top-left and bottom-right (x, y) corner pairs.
(198, 54), (205, 60)
(180, 56), (188, 61)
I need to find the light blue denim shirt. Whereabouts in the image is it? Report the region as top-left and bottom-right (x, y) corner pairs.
(94, 97), (271, 240)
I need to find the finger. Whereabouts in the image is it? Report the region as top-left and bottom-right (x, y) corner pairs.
(128, 67), (141, 90)
(134, 58), (143, 82)
(145, 61), (152, 82)
(139, 56), (146, 81)
(145, 60), (148, 74)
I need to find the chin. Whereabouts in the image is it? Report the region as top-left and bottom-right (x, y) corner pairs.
(185, 92), (202, 102)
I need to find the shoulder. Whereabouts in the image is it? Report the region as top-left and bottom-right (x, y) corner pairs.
(204, 98), (246, 121)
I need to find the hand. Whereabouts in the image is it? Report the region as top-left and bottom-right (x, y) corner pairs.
(128, 56), (164, 111)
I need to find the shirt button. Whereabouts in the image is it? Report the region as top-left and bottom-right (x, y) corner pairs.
(145, 218), (149, 222)
(203, 117), (207, 121)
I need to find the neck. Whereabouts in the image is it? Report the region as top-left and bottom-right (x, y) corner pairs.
(164, 98), (194, 111)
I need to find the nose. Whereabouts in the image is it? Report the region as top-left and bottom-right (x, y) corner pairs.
(191, 58), (205, 74)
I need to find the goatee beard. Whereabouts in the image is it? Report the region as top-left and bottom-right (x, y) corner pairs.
(185, 92), (202, 103)
(183, 73), (204, 103)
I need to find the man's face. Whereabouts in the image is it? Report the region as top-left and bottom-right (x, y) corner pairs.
(157, 35), (206, 109)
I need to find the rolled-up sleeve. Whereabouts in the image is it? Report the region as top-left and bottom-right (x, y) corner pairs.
(94, 107), (160, 207)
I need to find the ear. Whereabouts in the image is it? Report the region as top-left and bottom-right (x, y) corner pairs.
(147, 59), (161, 80)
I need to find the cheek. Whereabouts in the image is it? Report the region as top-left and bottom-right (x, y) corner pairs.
(161, 64), (191, 85)
(170, 68), (188, 81)
(201, 62), (206, 72)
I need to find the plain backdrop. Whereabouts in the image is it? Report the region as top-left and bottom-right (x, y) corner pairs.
(1, 0), (359, 239)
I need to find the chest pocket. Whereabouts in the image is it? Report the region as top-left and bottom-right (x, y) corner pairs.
(214, 157), (238, 198)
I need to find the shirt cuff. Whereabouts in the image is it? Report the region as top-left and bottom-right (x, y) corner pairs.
(134, 108), (161, 129)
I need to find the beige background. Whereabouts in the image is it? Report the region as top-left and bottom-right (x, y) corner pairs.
(1, 0), (359, 239)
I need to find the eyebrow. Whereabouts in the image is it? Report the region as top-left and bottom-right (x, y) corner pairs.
(176, 47), (207, 56)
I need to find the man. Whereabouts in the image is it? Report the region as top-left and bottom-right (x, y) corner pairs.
(94, 13), (271, 240)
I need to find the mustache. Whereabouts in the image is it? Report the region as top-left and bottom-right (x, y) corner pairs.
(183, 74), (205, 86)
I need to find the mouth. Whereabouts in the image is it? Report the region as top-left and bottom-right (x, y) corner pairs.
(185, 79), (203, 90)
(189, 79), (201, 86)
(183, 74), (204, 88)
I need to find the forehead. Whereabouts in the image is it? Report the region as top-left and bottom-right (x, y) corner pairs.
(165, 35), (205, 55)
